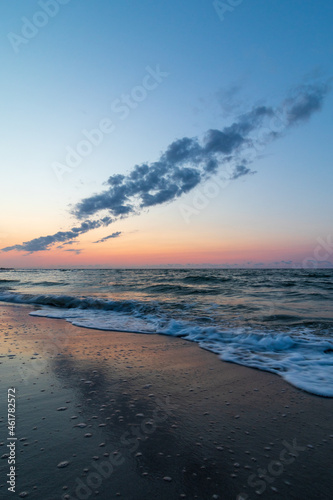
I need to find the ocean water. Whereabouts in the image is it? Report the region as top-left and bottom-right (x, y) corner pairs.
(0, 268), (332, 397)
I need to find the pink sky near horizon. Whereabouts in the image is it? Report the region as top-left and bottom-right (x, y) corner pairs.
(0, 235), (326, 269)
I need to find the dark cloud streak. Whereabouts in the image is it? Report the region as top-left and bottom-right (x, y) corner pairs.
(2, 217), (112, 253)
(94, 231), (122, 244)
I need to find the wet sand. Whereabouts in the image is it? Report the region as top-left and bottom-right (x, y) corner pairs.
(0, 303), (332, 500)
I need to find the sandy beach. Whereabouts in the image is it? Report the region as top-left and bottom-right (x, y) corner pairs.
(0, 303), (332, 500)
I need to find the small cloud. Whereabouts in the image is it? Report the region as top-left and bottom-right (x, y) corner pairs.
(231, 164), (256, 180)
(283, 82), (331, 126)
(64, 249), (82, 255)
(63, 240), (79, 246)
(94, 231), (122, 244)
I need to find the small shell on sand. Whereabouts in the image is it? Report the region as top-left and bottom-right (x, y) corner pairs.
(57, 461), (70, 468)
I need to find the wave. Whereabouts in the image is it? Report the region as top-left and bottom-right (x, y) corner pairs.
(261, 314), (303, 323)
(27, 281), (68, 287)
(0, 291), (160, 315)
(300, 272), (333, 278)
(1, 291), (333, 397)
(198, 328), (333, 398)
(182, 275), (231, 284)
(143, 284), (191, 293)
(143, 283), (220, 295)
(0, 279), (20, 283)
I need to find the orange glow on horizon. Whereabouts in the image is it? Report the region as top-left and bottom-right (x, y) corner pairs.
(0, 235), (318, 269)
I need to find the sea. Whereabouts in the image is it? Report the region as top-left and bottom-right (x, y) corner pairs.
(0, 268), (332, 397)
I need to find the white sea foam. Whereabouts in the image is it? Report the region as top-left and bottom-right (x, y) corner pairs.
(31, 304), (333, 397)
(1, 290), (333, 397)
(30, 307), (157, 334)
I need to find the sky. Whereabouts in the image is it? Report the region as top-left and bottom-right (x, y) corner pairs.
(0, 0), (333, 268)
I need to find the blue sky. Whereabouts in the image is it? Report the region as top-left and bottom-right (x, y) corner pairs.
(0, 0), (332, 267)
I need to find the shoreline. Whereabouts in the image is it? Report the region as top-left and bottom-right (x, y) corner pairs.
(0, 303), (332, 499)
